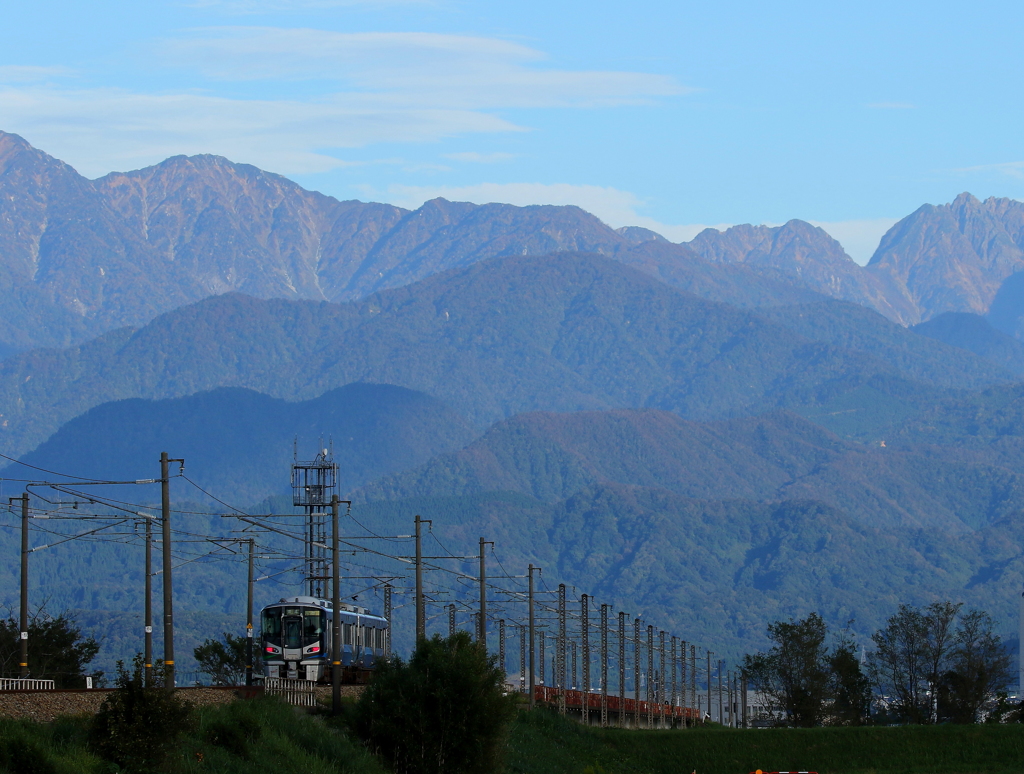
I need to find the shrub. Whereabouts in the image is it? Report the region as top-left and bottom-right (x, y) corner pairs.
(353, 631), (518, 774)
(0, 732), (57, 774)
(89, 654), (194, 772)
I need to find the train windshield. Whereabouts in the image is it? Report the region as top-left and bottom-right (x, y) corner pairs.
(262, 606), (325, 649)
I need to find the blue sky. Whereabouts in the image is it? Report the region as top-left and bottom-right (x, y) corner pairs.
(1, 0), (1022, 262)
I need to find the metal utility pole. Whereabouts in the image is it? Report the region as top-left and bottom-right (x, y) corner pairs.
(15, 494), (29, 678)
(706, 650), (712, 723)
(414, 515), (428, 642)
(557, 584), (566, 714)
(671, 636), (677, 718)
(634, 617), (641, 725)
(691, 644), (697, 720)
(246, 537), (254, 687)
(331, 496), (341, 715)
(448, 604), (456, 636)
(499, 619), (506, 676)
(618, 612), (626, 727)
(600, 603), (609, 728)
(717, 659), (724, 725)
(383, 584), (392, 657)
(145, 517), (153, 686)
(519, 625), (527, 694)
(647, 625), (654, 728)
(528, 564), (537, 708)
(581, 594), (589, 724)
(659, 630), (666, 727)
(160, 452), (175, 691)
(478, 537), (492, 650)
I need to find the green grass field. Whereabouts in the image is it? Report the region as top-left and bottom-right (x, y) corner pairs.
(509, 710), (1024, 774)
(3, 699), (1024, 774)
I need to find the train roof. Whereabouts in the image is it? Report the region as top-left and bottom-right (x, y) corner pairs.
(264, 595), (384, 618)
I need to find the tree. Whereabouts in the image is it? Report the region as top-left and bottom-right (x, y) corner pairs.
(352, 631), (518, 774)
(194, 632), (255, 686)
(869, 601), (1010, 724)
(742, 613), (832, 727)
(937, 609), (1013, 723)
(90, 654), (194, 773)
(0, 608), (100, 687)
(827, 630), (871, 725)
(868, 604), (940, 724)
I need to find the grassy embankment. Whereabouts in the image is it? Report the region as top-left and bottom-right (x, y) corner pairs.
(3, 698), (1024, 774)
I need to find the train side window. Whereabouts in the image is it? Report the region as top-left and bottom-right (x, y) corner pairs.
(344, 623), (352, 645)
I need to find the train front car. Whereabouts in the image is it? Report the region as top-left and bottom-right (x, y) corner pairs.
(260, 595), (388, 683)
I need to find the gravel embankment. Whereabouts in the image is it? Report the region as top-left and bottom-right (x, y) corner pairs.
(0, 687), (250, 723)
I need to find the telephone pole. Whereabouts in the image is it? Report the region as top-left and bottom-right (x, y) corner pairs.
(331, 496), (341, 715)
(15, 494), (28, 678)
(581, 594), (589, 724)
(414, 515), (429, 642)
(528, 564), (537, 708)
(145, 518), (153, 686)
(160, 452), (176, 691)
(246, 537), (254, 687)
(479, 537), (493, 649)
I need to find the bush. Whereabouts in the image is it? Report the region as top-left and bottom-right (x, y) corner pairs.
(89, 654), (194, 772)
(353, 631), (518, 774)
(0, 732), (57, 774)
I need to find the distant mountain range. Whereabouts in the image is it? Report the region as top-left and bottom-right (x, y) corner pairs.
(7, 128), (1024, 666)
(4, 130), (1024, 353)
(0, 252), (1015, 461)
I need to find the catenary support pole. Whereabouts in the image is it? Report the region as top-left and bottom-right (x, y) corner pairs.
(581, 594), (589, 725)
(706, 650), (712, 723)
(600, 604), (609, 728)
(634, 617), (641, 728)
(558, 584), (566, 714)
(18, 494), (29, 678)
(145, 517), (153, 686)
(383, 584), (392, 658)
(528, 564), (536, 708)
(246, 537), (254, 687)
(718, 659), (724, 725)
(331, 495), (341, 716)
(618, 611), (626, 727)
(414, 515), (424, 641)
(499, 619), (506, 676)
(161, 452), (175, 691)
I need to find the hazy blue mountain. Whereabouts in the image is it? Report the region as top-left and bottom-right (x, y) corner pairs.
(0, 252), (1015, 460)
(6, 383), (478, 504)
(911, 312), (1024, 374)
(355, 407), (1024, 532)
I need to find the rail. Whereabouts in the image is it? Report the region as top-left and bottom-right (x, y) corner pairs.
(265, 677), (316, 707)
(0, 678), (56, 691)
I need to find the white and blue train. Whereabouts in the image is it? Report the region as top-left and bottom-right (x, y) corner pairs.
(260, 595), (389, 683)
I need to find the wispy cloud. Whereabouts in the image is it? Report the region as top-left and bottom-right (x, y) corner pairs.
(0, 86), (520, 176)
(0, 28), (686, 178)
(954, 161), (1024, 180)
(159, 28), (686, 108)
(0, 65), (75, 84)
(867, 102), (916, 109)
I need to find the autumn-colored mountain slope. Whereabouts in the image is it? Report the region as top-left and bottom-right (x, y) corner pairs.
(0, 252), (1011, 459)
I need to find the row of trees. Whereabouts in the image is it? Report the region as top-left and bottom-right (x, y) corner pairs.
(742, 602), (1016, 726)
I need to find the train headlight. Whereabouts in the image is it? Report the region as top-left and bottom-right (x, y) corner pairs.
(306, 645), (321, 654)
(265, 645), (281, 655)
